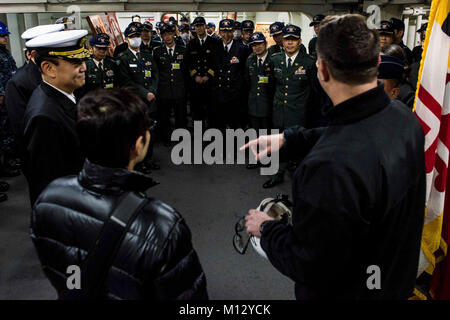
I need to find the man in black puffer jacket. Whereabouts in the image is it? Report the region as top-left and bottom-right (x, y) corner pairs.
(30, 88), (208, 300)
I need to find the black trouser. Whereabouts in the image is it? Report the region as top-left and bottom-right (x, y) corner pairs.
(190, 82), (213, 127)
(157, 97), (186, 142)
(249, 116), (271, 133)
(144, 99), (156, 163)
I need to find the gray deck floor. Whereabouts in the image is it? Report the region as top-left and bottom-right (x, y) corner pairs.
(0, 142), (295, 300)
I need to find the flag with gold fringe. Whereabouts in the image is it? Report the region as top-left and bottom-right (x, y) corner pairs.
(413, 0), (450, 300)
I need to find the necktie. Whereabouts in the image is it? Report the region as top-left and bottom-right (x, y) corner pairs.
(169, 48), (173, 57)
(201, 39), (204, 46)
(258, 58), (263, 67)
(98, 62), (103, 70)
(287, 57), (292, 69)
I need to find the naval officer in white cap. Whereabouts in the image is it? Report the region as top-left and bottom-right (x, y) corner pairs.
(22, 29), (90, 205)
(5, 24), (64, 142)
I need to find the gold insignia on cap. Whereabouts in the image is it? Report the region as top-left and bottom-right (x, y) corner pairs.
(48, 36), (91, 59)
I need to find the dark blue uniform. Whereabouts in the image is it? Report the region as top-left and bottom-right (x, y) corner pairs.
(214, 39), (248, 129)
(185, 34), (221, 126)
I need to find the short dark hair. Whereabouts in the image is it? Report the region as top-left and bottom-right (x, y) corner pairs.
(34, 51), (60, 72)
(317, 14), (380, 85)
(77, 88), (151, 168)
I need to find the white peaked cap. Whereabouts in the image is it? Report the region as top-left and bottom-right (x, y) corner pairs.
(21, 24), (65, 41)
(26, 29), (88, 48)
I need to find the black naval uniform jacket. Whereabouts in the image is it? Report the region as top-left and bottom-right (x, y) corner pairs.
(261, 84), (425, 299)
(153, 44), (188, 101)
(83, 56), (118, 94)
(117, 48), (159, 102)
(214, 40), (248, 104)
(185, 36), (221, 84)
(23, 82), (84, 205)
(5, 60), (42, 138)
(31, 159), (208, 300)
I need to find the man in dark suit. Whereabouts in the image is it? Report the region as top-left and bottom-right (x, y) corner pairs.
(140, 21), (161, 54)
(22, 29), (90, 205)
(117, 22), (160, 174)
(213, 19), (248, 130)
(267, 22), (284, 56)
(263, 24), (316, 188)
(185, 16), (221, 128)
(153, 23), (188, 145)
(5, 25), (64, 157)
(308, 14), (325, 60)
(390, 17), (413, 65)
(83, 33), (118, 95)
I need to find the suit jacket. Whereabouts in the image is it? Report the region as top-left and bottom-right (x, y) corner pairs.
(83, 56), (118, 94)
(5, 60), (42, 137)
(185, 36), (221, 83)
(117, 48), (159, 101)
(214, 40), (248, 103)
(308, 37), (317, 60)
(22, 82), (84, 205)
(270, 51), (316, 129)
(245, 53), (274, 118)
(153, 44), (188, 100)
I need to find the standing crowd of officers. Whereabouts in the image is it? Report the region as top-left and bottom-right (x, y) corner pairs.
(0, 13), (428, 203)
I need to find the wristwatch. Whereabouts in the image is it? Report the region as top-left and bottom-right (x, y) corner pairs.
(259, 220), (271, 236)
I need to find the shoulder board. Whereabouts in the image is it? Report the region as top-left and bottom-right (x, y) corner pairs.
(247, 52), (256, 60)
(272, 52), (282, 57)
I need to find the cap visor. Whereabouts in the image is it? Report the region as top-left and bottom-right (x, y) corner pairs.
(220, 27), (233, 31)
(250, 40), (265, 45)
(270, 31), (282, 36)
(283, 34), (300, 39)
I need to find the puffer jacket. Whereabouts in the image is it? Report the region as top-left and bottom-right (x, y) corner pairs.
(30, 159), (208, 300)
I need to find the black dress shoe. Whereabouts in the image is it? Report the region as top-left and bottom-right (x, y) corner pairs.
(0, 181), (10, 193)
(0, 193), (7, 203)
(0, 167), (21, 177)
(263, 174), (284, 188)
(246, 163), (260, 169)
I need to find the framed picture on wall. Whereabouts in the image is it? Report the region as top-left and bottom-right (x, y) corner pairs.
(255, 23), (275, 47)
(86, 13), (123, 57)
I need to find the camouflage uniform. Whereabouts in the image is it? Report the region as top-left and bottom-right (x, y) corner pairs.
(0, 45), (18, 173)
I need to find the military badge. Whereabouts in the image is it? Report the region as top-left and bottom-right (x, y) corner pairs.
(145, 61), (151, 66)
(206, 50), (211, 54)
(230, 56), (240, 64)
(106, 70), (114, 77)
(294, 66), (306, 75)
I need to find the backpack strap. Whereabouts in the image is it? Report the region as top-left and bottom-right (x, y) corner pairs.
(60, 191), (147, 300)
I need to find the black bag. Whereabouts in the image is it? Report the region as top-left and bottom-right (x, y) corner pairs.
(59, 191), (147, 300)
